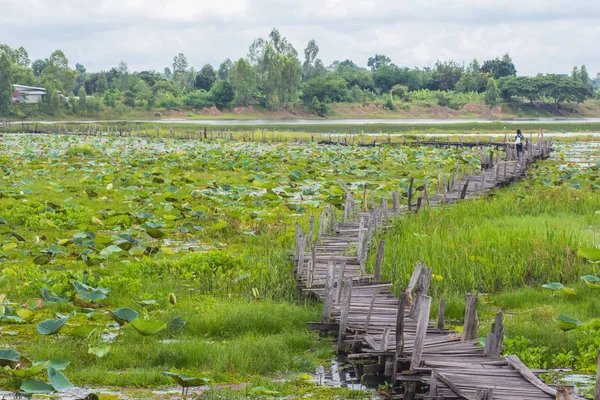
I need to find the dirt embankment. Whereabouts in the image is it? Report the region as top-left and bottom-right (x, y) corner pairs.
(158, 101), (600, 121)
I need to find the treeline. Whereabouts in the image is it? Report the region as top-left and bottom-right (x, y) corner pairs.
(0, 29), (598, 118)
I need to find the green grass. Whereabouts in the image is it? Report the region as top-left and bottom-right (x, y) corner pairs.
(373, 186), (599, 298)
(4, 121), (600, 136)
(2, 299), (330, 387)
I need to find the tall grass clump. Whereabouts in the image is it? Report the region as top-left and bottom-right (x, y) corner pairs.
(373, 185), (599, 297)
(65, 144), (96, 156)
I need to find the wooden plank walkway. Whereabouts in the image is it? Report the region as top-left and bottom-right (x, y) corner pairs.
(294, 137), (585, 399)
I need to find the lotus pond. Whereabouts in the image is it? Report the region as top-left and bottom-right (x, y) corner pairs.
(0, 134), (487, 398)
(1, 134), (600, 398)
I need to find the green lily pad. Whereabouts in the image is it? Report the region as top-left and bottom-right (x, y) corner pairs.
(542, 282), (564, 291)
(162, 369), (210, 388)
(37, 316), (69, 335)
(109, 308), (139, 326)
(0, 348), (19, 367)
(130, 318), (167, 336)
(88, 345), (111, 358)
(20, 379), (55, 394)
(555, 314), (583, 332)
(577, 248), (600, 262)
(48, 367), (74, 391)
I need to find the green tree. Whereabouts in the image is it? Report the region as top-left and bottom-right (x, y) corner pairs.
(117, 60), (129, 91)
(76, 87), (87, 115)
(0, 52), (13, 118)
(41, 50), (76, 95)
(579, 65), (592, 91)
(96, 73), (108, 94)
(41, 83), (61, 116)
(218, 59), (233, 81)
(301, 76), (348, 103)
(367, 54), (391, 72)
(484, 78), (500, 109)
(195, 64), (217, 91)
(210, 80), (234, 109)
(230, 58), (257, 106)
(172, 53), (188, 88)
(481, 54), (517, 79)
(302, 39), (319, 81)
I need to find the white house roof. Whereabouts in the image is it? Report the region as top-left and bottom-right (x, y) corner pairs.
(12, 84), (47, 92)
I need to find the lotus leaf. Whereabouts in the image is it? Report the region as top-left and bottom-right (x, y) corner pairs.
(47, 367), (74, 391)
(20, 379), (55, 394)
(577, 248), (600, 262)
(109, 308), (139, 326)
(542, 282), (564, 291)
(0, 348), (19, 367)
(162, 369), (210, 387)
(555, 314), (583, 332)
(37, 316), (69, 335)
(130, 318), (167, 336)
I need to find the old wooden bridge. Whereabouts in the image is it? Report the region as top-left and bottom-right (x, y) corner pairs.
(293, 137), (587, 399)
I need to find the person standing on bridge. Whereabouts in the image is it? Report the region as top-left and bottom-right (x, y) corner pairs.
(514, 129), (525, 160)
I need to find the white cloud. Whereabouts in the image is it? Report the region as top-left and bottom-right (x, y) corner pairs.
(1, 0), (599, 76)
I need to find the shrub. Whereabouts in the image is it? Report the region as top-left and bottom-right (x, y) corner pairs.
(183, 90), (214, 109)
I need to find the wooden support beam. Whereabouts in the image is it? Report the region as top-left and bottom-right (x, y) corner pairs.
(595, 348), (600, 400)
(321, 262), (335, 323)
(364, 289), (378, 331)
(337, 277), (353, 352)
(460, 179), (470, 200)
(409, 267), (432, 320)
(407, 177), (414, 211)
(437, 299), (446, 331)
(476, 388), (493, 400)
(484, 312), (504, 358)
(392, 291), (407, 392)
(410, 295), (431, 370)
(307, 216), (314, 247)
(335, 261), (347, 304)
(374, 240), (385, 282)
(461, 294), (479, 341)
(406, 262), (424, 294)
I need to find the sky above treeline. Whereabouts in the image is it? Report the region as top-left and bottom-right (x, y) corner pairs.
(2, 0), (599, 76)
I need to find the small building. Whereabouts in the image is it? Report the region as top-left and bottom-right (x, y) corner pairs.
(12, 85), (46, 104)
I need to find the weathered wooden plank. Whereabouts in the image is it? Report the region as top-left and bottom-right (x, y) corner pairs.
(410, 295), (431, 370)
(374, 240), (385, 282)
(461, 294), (478, 341)
(338, 277), (353, 352)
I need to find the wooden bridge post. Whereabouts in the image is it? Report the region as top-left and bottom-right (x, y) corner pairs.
(461, 294), (479, 341)
(460, 179), (470, 200)
(392, 292), (407, 392)
(476, 388), (493, 400)
(364, 289), (378, 331)
(335, 261), (347, 304)
(307, 216), (314, 247)
(321, 262), (335, 323)
(374, 240), (385, 282)
(437, 299), (446, 331)
(409, 267), (432, 320)
(391, 190), (399, 213)
(356, 217), (365, 265)
(410, 295), (431, 370)
(337, 277), (353, 352)
(407, 177), (414, 211)
(307, 245), (316, 288)
(594, 348), (600, 400)
(330, 205), (338, 233)
(484, 312), (504, 358)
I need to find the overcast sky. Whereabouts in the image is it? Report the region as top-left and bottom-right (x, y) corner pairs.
(1, 0), (599, 76)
